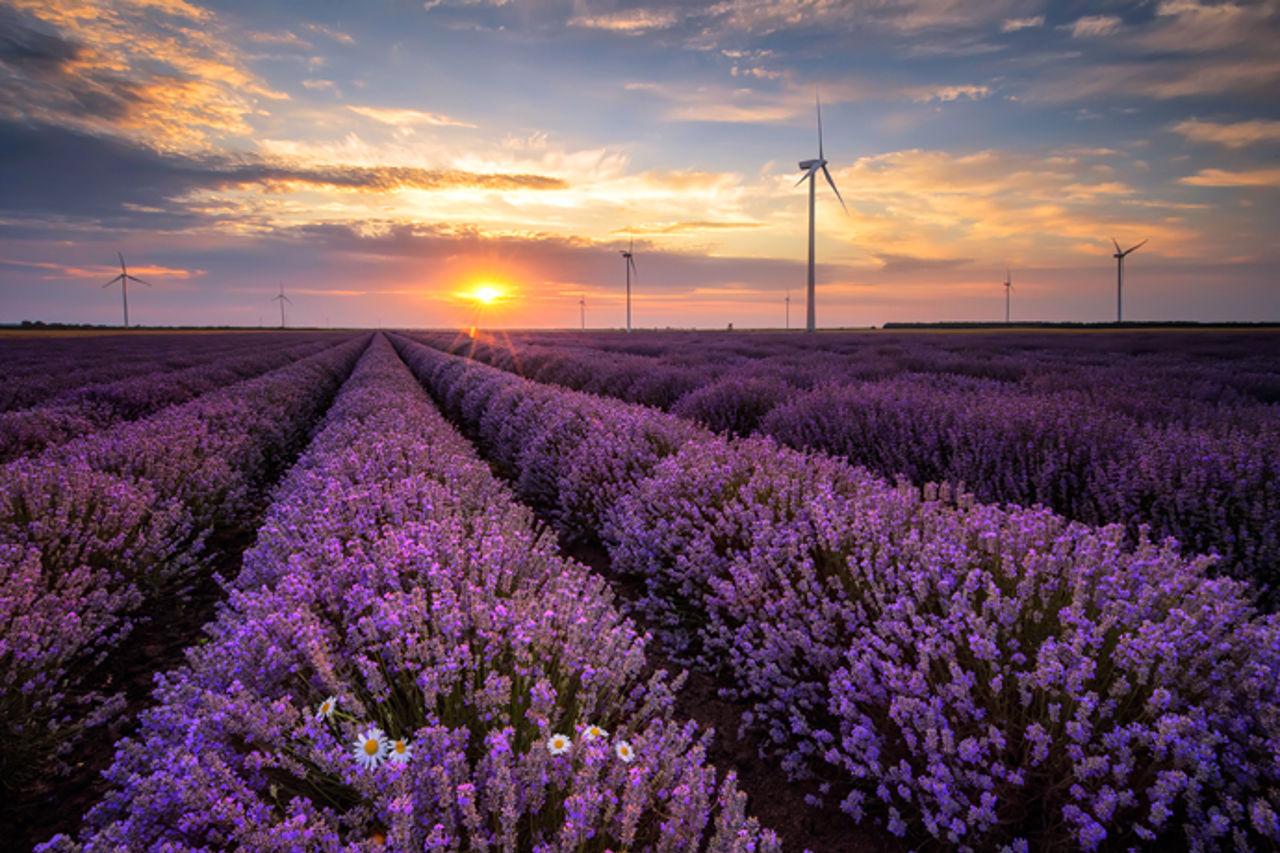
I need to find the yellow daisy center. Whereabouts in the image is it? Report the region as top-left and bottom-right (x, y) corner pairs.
(394, 741), (406, 754)
(364, 739), (379, 755)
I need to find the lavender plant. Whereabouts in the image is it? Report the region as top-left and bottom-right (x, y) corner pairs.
(392, 334), (1280, 851)
(1, 337), (366, 797)
(46, 337), (779, 851)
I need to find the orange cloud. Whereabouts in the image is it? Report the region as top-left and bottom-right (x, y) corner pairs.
(4, 0), (284, 150)
(1171, 119), (1280, 148)
(1178, 168), (1280, 188)
(348, 106), (476, 129)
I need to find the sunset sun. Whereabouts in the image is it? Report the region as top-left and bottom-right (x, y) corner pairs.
(461, 282), (511, 307)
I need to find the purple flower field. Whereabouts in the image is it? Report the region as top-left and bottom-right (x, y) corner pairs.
(3, 329), (1278, 852)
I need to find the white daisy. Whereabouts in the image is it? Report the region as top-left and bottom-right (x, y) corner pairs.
(582, 724), (608, 742)
(387, 737), (413, 765)
(353, 726), (389, 769)
(615, 740), (635, 763)
(547, 733), (572, 756)
(316, 696), (338, 721)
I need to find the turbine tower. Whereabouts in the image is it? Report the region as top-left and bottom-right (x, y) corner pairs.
(272, 281), (292, 329)
(621, 239), (637, 333)
(1003, 269), (1013, 324)
(785, 287), (791, 330)
(102, 252), (152, 327)
(579, 293), (586, 331)
(1111, 238), (1147, 323)
(796, 93), (847, 333)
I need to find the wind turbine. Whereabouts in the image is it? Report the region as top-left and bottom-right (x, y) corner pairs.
(785, 287), (791, 330)
(579, 293), (586, 331)
(796, 93), (847, 333)
(102, 252), (151, 327)
(1111, 237), (1147, 322)
(621, 239), (637, 333)
(272, 281), (292, 329)
(1003, 269), (1013, 324)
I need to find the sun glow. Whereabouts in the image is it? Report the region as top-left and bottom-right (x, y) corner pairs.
(461, 282), (511, 306)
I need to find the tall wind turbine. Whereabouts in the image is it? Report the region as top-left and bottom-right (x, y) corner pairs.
(785, 287), (791, 330)
(1111, 237), (1147, 322)
(1003, 269), (1013, 324)
(272, 281), (292, 329)
(797, 93), (847, 333)
(621, 239), (637, 333)
(579, 293), (586, 331)
(102, 252), (151, 327)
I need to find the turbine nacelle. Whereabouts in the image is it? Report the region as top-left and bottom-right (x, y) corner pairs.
(798, 158), (825, 171)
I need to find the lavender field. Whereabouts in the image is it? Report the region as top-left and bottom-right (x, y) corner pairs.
(5, 329), (1279, 852)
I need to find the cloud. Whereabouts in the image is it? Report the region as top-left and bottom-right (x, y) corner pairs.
(1031, 57), (1280, 101)
(623, 82), (796, 123)
(1178, 168), (1280, 188)
(302, 23), (355, 44)
(1, 0), (285, 151)
(822, 147), (1205, 264)
(568, 10), (679, 33)
(348, 105), (476, 128)
(1001, 15), (1044, 32)
(1069, 15), (1122, 37)
(0, 120), (567, 236)
(0, 257), (205, 280)
(614, 220), (767, 235)
(1171, 118), (1280, 148)
(222, 163), (567, 192)
(875, 253), (974, 274)
(911, 84), (991, 103)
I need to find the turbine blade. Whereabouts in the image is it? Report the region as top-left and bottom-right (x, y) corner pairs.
(629, 256), (638, 281)
(794, 171), (811, 187)
(127, 275), (152, 286)
(283, 295), (292, 303)
(118, 251), (125, 269)
(1111, 237), (1122, 253)
(816, 91), (823, 161)
(821, 164), (847, 213)
(1128, 238), (1149, 254)
(102, 274), (123, 288)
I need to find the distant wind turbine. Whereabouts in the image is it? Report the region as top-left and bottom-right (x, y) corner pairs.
(579, 293), (586, 331)
(785, 287), (791, 330)
(796, 92), (847, 333)
(621, 239), (638, 333)
(1003, 269), (1013, 324)
(272, 281), (292, 329)
(1111, 237), (1147, 322)
(102, 252), (152, 328)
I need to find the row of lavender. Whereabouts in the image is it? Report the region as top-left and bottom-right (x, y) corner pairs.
(0, 335), (340, 462)
(1, 335), (368, 799)
(424, 332), (1280, 606)
(509, 329), (1280, 410)
(47, 336), (779, 851)
(391, 334), (1280, 851)
(0, 332), (335, 412)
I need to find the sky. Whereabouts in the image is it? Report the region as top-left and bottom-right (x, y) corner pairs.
(0, 0), (1277, 329)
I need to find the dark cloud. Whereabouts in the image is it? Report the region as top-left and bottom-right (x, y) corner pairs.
(0, 121), (566, 231)
(0, 8), (81, 73)
(219, 163), (566, 192)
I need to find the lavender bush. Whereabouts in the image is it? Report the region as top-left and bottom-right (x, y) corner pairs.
(0, 336), (333, 462)
(394, 335), (1280, 851)
(47, 337), (779, 851)
(413, 331), (1280, 605)
(1, 336), (366, 796)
